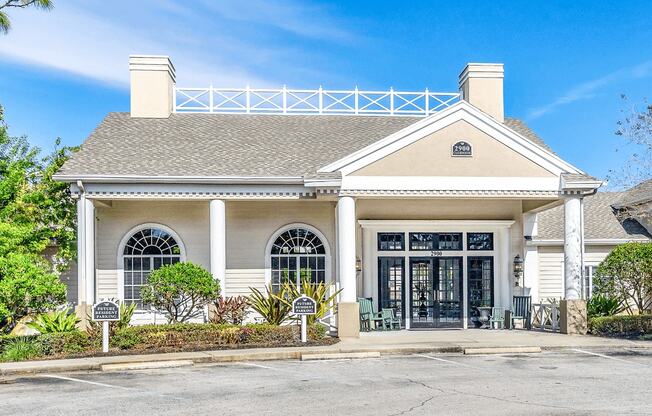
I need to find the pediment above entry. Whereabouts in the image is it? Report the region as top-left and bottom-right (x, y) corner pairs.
(319, 102), (582, 183)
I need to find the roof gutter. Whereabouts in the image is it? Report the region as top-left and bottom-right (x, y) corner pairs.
(53, 174), (306, 185)
(527, 237), (650, 247)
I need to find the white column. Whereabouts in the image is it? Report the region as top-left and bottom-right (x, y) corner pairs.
(498, 227), (512, 310)
(337, 196), (357, 302)
(361, 227), (373, 299)
(76, 197), (86, 306)
(564, 195), (583, 300)
(522, 212), (539, 301)
(77, 195), (95, 305)
(524, 245), (539, 302)
(209, 200), (227, 297)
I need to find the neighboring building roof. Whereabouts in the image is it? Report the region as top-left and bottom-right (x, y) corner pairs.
(614, 178), (652, 207)
(57, 112), (554, 179)
(535, 192), (651, 241)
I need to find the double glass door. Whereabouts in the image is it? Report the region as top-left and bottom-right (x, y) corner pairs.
(409, 257), (463, 328)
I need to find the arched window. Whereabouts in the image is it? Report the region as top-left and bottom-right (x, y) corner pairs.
(269, 226), (327, 292)
(122, 227), (183, 307)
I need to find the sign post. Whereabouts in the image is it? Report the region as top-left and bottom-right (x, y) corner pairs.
(92, 300), (120, 353)
(292, 295), (317, 343)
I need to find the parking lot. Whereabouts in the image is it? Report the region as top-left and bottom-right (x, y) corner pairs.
(2, 348), (651, 416)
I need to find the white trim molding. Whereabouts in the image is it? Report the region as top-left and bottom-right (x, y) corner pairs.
(341, 176), (561, 192)
(71, 183), (317, 200)
(359, 219), (516, 229)
(528, 238), (650, 247)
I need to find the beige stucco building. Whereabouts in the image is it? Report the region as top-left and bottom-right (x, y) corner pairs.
(55, 56), (603, 336)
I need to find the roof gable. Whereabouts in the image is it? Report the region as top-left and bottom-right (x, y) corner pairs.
(319, 101), (581, 177)
(349, 119), (555, 178)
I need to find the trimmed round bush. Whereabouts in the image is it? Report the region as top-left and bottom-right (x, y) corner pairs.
(140, 262), (220, 323)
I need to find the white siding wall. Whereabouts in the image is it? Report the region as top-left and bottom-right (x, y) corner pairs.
(537, 246), (564, 302)
(96, 200), (210, 300)
(536, 244), (616, 301)
(94, 199), (336, 301)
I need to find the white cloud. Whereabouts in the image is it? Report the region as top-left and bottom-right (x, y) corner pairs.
(198, 0), (354, 41)
(527, 60), (652, 120)
(0, 0), (356, 88)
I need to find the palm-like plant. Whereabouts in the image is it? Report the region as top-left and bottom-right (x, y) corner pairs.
(27, 308), (79, 334)
(281, 277), (342, 325)
(249, 284), (292, 325)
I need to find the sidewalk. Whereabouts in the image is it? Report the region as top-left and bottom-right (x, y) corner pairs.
(1, 329), (650, 376)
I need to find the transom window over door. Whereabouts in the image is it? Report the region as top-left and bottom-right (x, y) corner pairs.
(122, 227), (182, 307)
(270, 226), (327, 292)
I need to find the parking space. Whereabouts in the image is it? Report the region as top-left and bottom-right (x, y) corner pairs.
(1, 348), (651, 415)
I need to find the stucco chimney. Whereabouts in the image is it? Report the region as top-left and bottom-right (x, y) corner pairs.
(458, 63), (504, 122)
(129, 55), (176, 118)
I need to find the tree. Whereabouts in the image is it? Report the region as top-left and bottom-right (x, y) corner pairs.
(607, 96), (652, 189)
(0, 0), (52, 34)
(0, 105), (77, 272)
(593, 242), (652, 314)
(140, 262), (220, 323)
(0, 104), (75, 333)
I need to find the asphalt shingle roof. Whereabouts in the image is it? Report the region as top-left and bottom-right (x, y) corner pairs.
(536, 192), (650, 241)
(615, 178), (652, 207)
(58, 113), (554, 179)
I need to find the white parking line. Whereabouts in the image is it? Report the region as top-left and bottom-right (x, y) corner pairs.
(414, 354), (474, 367)
(571, 349), (651, 367)
(235, 362), (282, 371)
(40, 375), (132, 390)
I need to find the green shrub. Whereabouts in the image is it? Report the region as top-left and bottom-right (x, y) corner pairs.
(112, 329), (142, 350)
(0, 336), (42, 362)
(249, 284), (292, 325)
(0, 251), (67, 334)
(111, 323), (326, 351)
(594, 242), (652, 314)
(27, 308), (80, 334)
(141, 262), (220, 323)
(587, 294), (622, 318)
(38, 331), (90, 355)
(588, 314), (652, 338)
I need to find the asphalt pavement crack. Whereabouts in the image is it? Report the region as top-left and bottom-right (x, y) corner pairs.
(386, 379), (445, 416)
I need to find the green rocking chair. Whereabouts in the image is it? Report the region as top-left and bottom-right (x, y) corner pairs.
(358, 298), (384, 331)
(381, 308), (401, 330)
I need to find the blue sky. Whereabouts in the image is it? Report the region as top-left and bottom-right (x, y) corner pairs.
(0, 0), (650, 186)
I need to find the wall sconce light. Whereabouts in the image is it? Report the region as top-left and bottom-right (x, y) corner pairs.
(356, 257), (362, 272)
(513, 254), (524, 287)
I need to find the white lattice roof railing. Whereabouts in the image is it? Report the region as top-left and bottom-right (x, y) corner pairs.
(174, 86), (461, 116)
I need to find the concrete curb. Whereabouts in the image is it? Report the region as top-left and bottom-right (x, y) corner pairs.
(1, 342), (650, 376)
(464, 346), (542, 355)
(301, 351), (381, 361)
(101, 360), (194, 372)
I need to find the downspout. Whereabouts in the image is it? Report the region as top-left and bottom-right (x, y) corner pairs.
(579, 187), (598, 299)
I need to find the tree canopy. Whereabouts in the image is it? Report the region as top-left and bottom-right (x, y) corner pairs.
(608, 96), (652, 189)
(594, 242), (652, 314)
(0, 104), (75, 333)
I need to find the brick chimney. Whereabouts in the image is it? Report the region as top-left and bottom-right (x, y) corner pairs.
(129, 55), (176, 118)
(458, 63), (504, 122)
